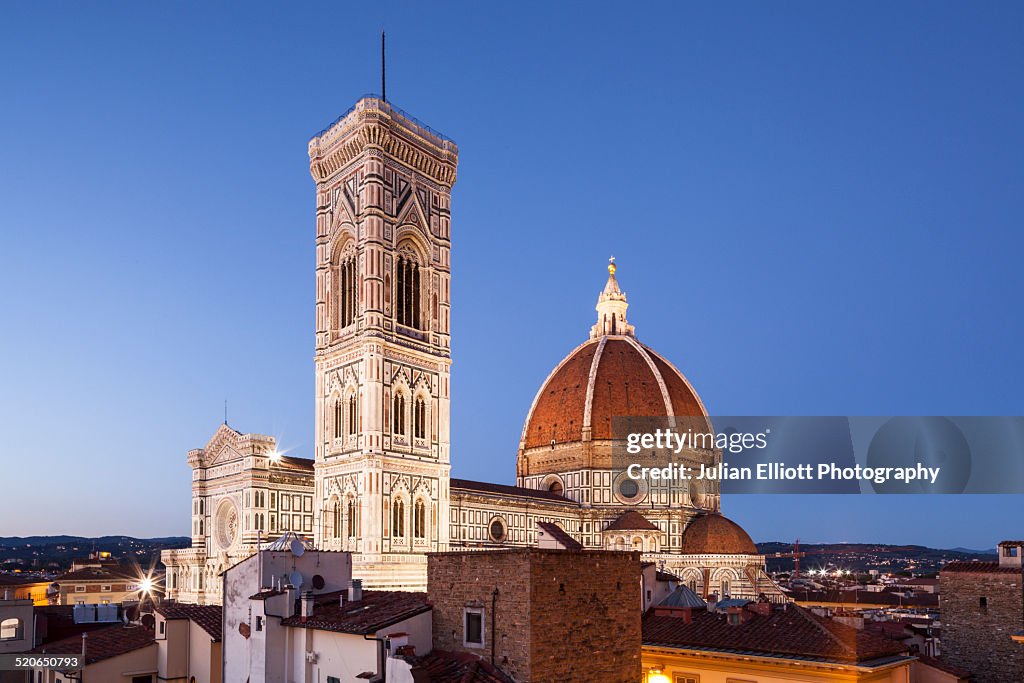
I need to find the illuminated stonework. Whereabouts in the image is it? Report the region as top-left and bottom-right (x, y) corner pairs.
(162, 96), (783, 602)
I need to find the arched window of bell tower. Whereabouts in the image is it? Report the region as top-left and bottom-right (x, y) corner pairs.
(395, 244), (423, 330)
(413, 396), (426, 440)
(332, 239), (357, 331)
(392, 392), (407, 436)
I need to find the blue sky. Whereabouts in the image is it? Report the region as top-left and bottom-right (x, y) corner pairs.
(1, 3), (1021, 547)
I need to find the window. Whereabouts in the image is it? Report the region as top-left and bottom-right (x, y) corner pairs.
(333, 399), (343, 439)
(336, 251), (357, 329)
(330, 498), (341, 539)
(0, 618), (23, 641)
(327, 677), (341, 683)
(1004, 545), (1020, 557)
(488, 517), (507, 543)
(464, 608), (484, 647)
(675, 676), (699, 683)
(396, 254), (421, 328)
(413, 397), (426, 439)
(131, 676), (153, 683)
(270, 492), (276, 508)
(256, 616), (263, 632)
(393, 499), (405, 538)
(980, 596), (988, 608)
(393, 394), (406, 435)
(721, 579), (730, 597)
(75, 585), (85, 593)
(414, 499), (426, 539)
(347, 498), (358, 538)
(348, 394), (358, 436)
(101, 585), (111, 592)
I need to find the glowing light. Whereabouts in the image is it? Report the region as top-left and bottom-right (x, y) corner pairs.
(647, 674), (670, 683)
(139, 576), (154, 593)
(268, 449), (282, 462)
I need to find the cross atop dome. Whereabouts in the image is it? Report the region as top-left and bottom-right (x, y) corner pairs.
(590, 257), (635, 338)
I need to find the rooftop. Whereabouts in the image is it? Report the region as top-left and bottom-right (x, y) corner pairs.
(31, 623), (154, 665)
(536, 522), (583, 550)
(157, 603), (222, 641)
(451, 478), (578, 505)
(281, 590), (430, 635)
(941, 561), (1023, 574)
(644, 603), (908, 665)
(405, 649), (515, 683)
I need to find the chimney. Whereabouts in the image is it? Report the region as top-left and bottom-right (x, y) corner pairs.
(2, 589), (11, 601)
(348, 579), (363, 603)
(300, 591), (315, 620)
(284, 585), (297, 618)
(748, 601), (772, 617)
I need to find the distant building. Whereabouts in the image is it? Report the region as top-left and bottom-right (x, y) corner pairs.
(54, 563), (152, 606)
(940, 540), (1024, 681)
(642, 597), (916, 682)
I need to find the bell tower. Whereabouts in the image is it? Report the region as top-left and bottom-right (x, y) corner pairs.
(308, 96), (458, 589)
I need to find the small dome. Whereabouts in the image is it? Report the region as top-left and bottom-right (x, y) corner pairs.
(680, 513), (758, 555)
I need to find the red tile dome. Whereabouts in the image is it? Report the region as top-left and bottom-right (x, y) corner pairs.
(520, 336), (707, 450)
(679, 513), (758, 555)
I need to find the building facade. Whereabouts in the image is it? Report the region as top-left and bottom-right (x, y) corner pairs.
(940, 540), (1024, 682)
(163, 94), (782, 601)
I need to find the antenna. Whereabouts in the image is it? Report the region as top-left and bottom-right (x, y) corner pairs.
(224, 399), (228, 425)
(381, 30), (387, 102)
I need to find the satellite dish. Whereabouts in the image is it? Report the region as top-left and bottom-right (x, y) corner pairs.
(289, 571), (304, 589)
(312, 574), (325, 590)
(290, 539), (306, 557)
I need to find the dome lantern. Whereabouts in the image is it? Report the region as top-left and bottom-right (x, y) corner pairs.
(590, 257), (635, 339)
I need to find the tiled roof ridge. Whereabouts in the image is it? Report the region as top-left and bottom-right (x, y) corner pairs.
(791, 605), (857, 657)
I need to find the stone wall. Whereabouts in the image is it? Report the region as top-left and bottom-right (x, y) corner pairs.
(940, 568), (1024, 682)
(428, 549), (642, 683)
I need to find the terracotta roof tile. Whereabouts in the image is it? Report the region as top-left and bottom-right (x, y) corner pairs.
(788, 589), (939, 608)
(916, 655), (973, 679)
(589, 339), (665, 440)
(523, 339), (709, 450)
(157, 603), (222, 641)
(31, 623), (155, 665)
(643, 604), (908, 664)
(525, 340), (598, 448)
(408, 649), (516, 683)
(941, 561), (1023, 574)
(679, 513), (758, 555)
(281, 590), (430, 635)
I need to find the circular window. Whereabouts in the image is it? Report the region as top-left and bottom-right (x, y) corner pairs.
(215, 499), (239, 550)
(488, 516), (507, 542)
(612, 470), (648, 505)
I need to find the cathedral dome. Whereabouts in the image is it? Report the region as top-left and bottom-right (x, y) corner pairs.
(679, 513), (758, 555)
(517, 259), (710, 478)
(521, 336), (705, 449)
